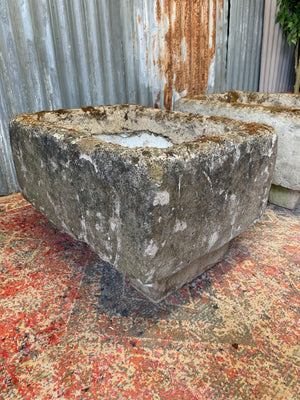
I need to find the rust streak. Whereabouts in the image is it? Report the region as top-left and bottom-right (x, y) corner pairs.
(154, 92), (161, 108)
(155, 0), (223, 110)
(155, 0), (162, 23)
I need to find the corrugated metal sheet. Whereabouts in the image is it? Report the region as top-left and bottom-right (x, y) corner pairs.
(120, 0), (228, 110)
(207, 0), (229, 93)
(0, 0), (127, 194)
(225, 0), (265, 91)
(259, 0), (295, 92)
(0, 0), (265, 194)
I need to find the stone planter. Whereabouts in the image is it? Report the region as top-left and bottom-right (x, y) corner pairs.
(175, 90), (300, 209)
(10, 105), (276, 302)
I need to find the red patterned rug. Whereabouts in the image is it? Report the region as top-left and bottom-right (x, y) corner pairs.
(0, 193), (299, 399)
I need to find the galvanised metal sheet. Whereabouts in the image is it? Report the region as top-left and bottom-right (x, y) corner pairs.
(226, 0), (265, 92)
(0, 0), (127, 194)
(259, 0), (295, 92)
(0, 0), (265, 194)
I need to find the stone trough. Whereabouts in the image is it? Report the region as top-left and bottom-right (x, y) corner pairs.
(10, 105), (277, 302)
(175, 90), (300, 209)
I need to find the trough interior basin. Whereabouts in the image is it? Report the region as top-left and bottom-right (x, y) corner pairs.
(31, 104), (244, 146)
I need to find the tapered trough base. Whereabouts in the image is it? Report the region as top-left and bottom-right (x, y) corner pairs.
(130, 243), (230, 303)
(269, 185), (300, 210)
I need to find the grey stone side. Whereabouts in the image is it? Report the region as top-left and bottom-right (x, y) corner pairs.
(174, 91), (300, 208)
(10, 105), (277, 301)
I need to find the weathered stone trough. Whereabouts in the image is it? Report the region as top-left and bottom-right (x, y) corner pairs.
(175, 90), (300, 209)
(10, 105), (277, 302)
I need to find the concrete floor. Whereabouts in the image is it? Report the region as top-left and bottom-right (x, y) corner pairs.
(0, 193), (299, 399)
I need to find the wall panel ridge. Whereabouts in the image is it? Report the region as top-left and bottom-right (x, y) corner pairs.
(259, 0), (295, 93)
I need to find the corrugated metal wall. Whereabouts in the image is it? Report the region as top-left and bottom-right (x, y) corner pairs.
(226, 0), (265, 91)
(259, 0), (295, 92)
(0, 0), (271, 195)
(120, 0), (230, 110)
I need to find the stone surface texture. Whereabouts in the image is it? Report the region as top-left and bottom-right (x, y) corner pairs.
(175, 90), (300, 209)
(10, 105), (277, 302)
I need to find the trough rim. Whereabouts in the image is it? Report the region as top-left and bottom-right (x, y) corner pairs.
(9, 103), (276, 162)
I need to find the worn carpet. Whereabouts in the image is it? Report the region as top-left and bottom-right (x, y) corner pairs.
(0, 193), (299, 399)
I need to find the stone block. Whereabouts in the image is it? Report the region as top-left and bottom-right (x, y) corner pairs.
(269, 184), (300, 210)
(10, 105), (277, 302)
(175, 90), (300, 209)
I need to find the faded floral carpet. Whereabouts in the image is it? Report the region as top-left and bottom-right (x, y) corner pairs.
(0, 193), (299, 399)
